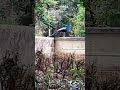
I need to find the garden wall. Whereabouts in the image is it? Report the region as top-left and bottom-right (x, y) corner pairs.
(0, 24), (34, 65)
(86, 27), (120, 71)
(35, 36), (54, 57)
(55, 37), (85, 54)
(35, 37), (85, 54)
(35, 37), (85, 60)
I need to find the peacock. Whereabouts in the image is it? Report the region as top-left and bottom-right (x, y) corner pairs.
(49, 23), (70, 37)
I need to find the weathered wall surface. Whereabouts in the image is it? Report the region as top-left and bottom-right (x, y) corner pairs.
(35, 37), (85, 54)
(55, 37), (85, 54)
(55, 37), (85, 61)
(35, 37), (85, 60)
(35, 37), (54, 57)
(0, 25), (34, 65)
(86, 27), (120, 71)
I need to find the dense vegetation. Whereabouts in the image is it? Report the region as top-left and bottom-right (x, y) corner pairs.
(35, 0), (85, 37)
(86, 62), (120, 90)
(1, 0), (120, 27)
(86, 0), (120, 27)
(0, 50), (34, 90)
(35, 50), (85, 90)
(0, 0), (34, 25)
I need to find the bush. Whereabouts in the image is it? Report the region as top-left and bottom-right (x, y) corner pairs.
(35, 50), (85, 90)
(86, 61), (120, 90)
(0, 50), (35, 90)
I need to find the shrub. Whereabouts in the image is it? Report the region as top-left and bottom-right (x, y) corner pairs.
(0, 50), (34, 90)
(35, 50), (85, 90)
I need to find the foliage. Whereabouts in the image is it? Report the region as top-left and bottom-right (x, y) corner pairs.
(35, 0), (58, 36)
(0, 50), (34, 90)
(86, 61), (120, 90)
(35, 0), (85, 37)
(71, 3), (85, 37)
(35, 0), (57, 23)
(86, 0), (120, 27)
(0, 0), (33, 25)
(35, 50), (85, 90)
(59, 0), (85, 37)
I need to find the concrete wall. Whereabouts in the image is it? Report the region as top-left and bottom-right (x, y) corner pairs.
(35, 37), (85, 60)
(35, 37), (54, 57)
(35, 37), (85, 53)
(0, 24), (34, 66)
(86, 27), (120, 71)
(55, 37), (85, 54)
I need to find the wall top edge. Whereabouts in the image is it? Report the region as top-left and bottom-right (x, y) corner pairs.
(35, 37), (85, 41)
(0, 24), (34, 29)
(86, 27), (120, 33)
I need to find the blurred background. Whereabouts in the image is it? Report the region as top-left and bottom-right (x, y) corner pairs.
(35, 0), (85, 37)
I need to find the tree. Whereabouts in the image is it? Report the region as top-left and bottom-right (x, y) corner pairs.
(0, 0), (34, 25)
(85, 0), (120, 27)
(71, 1), (85, 37)
(35, 0), (85, 37)
(35, 0), (58, 36)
